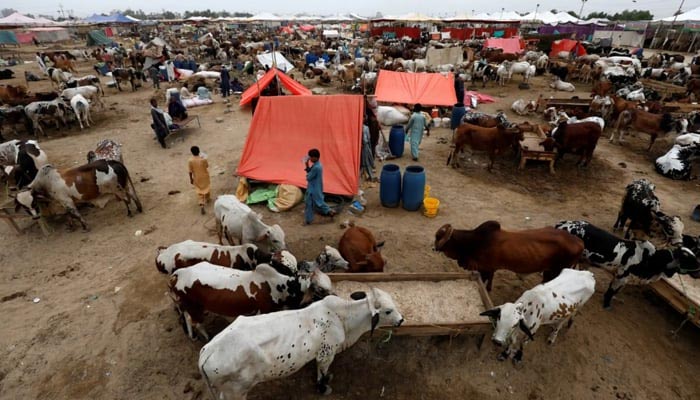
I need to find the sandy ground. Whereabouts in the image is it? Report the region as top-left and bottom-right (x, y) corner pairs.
(1, 46), (700, 400)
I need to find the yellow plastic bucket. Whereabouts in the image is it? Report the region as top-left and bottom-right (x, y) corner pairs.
(424, 184), (431, 199)
(423, 197), (440, 218)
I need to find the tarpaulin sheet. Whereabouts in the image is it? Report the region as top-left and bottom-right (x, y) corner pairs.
(15, 32), (36, 44)
(483, 37), (523, 54)
(550, 39), (587, 57)
(375, 70), (457, 106)
(237, 95), (363, 196)
(256, 51), (294, 72)
(425, 47), (463, 66)
(239, 67), (311, 106)
(0, 31), (18, 45)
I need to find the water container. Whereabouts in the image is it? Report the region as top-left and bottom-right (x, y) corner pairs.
(402, 165), (426, 211)
(380, 164), (402, 208)
(388, 125), (405, 158)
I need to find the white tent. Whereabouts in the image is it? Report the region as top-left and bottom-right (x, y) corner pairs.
(256, 51), (294, 72)
(553, 12), (582, 23)
(125, 15), (141, 22)
(443, 13), (474, 22)
(498, 11), (524, 21)
(33, 17), (57, 25)
(660, 7), (700, 22)
(521, 10), (559, 24)
(395, 12), (439, 22)
(186, 16), (210, 22)
(472, 12), (493, 20)
(248, 13), (283, 21)
(0, 12), (39, 25)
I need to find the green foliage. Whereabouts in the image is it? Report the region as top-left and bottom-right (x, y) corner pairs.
(1, 8), (17, 17)
(108, 9), (253, 20)
(585, 9), (653, 21)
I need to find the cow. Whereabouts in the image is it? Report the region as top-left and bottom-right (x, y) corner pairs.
(0, 139), (48, 188)
(612, 109), (676, 151)
(111, 68), (139, 92)
(63, 74), (104, 95)
(556, 221), (700, 308)
(0, 106), (32, 139)
(613, 179), (684, 245)
(14, 160), (142, 230)
(214, 195), (286, 253)
(69, 94), (91, 130)
(448, 123), (523, 170)
(198, 288), (404, 399)
(156, 240), (269, 274)
(480, 269), (595, 364)
(589, 95), (613, 123)
(655, 143), (700, 180)
(338, 225), (385, 273)
(511, 99), (537, 116)
(592, 80), (613, 97)
(53, 58), (78, 73)
(472, 61), (496, 88)
(169, 262), (334, 341)
(45, 67), (71, 89)
(545, 121), (602, 167)
(0, 85), (29, 104)
(24, 99), (69, 137)
(61, 86), (104, 110)
(549, 76), (575, 92)
(434, 221), (584, 291)
(86, 139), (123, 163)
(0, 69), (14, 80)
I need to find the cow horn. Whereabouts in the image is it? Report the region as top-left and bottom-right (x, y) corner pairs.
(518, 319), (535, 341)
(370, 312), (379, 337)
(435, 224), (454, 251)
(479, 308), (501, 320)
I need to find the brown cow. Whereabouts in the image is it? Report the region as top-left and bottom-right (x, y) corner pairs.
(338, 225), (385, 272)
(168, 262), (332, 340)
(53, 58), (78, 73)
(448, 123), (523, 170)
(613, 109), (676, 151)
(0, 85), (29, 104)
(434, 221), (584, 291)
(545, 121), (602, 167)
(591, 79), (612, 97)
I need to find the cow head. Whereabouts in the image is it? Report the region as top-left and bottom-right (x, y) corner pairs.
(652, 211), (684, 245)
(256, 223), (286, 252)
(352, 288), (404, 335)
(14, 189), (41, 219)
(317, 245), (349, 272)
(672, 247), (700, 278)
(434, 224), (454, 252)
(480, 302), (534, 346)
(299, 267), (334, 305)
(270, 250), (298, 276)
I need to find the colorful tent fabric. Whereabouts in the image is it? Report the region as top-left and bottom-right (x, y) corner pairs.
(239, 68), (311, 106)
(374, 70), (457, 106)
(550, 39), (587, 57)
(0, 31), (18, 45)
(87, 30), (112, 46)
(83, 13), (135, 24)
(483, 37), (523, 54)
(237, 95), (363, 196)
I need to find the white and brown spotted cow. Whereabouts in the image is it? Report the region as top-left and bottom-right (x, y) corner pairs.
(15, 160), (142, 230)
(481, 269), (595, 364)
(155, 240), (266, 274)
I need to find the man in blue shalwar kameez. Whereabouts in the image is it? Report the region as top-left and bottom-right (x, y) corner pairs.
(304, 149), (336, 225)
(406, 104), (428, 161)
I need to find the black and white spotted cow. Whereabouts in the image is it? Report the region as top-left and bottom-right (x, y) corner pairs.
(198, 288), (403, 399)
(655, 134), (700, 180)
(0, 139), (48, 189)
(613, 179), (684, 245)
(23, 99), (69, 137)
(556, 220), (700, 308)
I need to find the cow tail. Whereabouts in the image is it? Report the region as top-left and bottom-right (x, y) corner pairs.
(124, 168), (143, 213)
(199, 352), (218, 400)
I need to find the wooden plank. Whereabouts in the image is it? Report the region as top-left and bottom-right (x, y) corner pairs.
(649, 280), (700, 328)
(328, 272), (477, 282)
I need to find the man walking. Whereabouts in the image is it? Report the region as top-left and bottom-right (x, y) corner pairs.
(188, 146), (211, 214)
(406, 104), (428, 161)
(304, 149), (335, 225)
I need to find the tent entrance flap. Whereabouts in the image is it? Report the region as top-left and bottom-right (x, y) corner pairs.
(239, 67), (311, 106)
(237, 95), (363, 196)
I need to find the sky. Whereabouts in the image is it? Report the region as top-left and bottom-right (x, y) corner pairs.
(3, 0), (699, 20)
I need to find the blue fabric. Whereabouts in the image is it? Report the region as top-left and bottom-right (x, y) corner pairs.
(406, 112), (427, 159)
(451, 106), (466, 130)
(306, 53), (318, 65)
(304, 161), (331, 223)
(321, 53), (330, 63)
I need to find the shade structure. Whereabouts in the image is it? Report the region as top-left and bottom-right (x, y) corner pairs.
(237, 95), (363, 196)
(256, 51), (295, 72)
(483, 37), (523, 54)
(0, 13), (39, 26)
(375, 70), (457, 106)
(660, 6), (700, 22)
(239, 68), (311, 106)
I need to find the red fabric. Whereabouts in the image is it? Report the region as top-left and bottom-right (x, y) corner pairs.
(239, 68), (311, 106)
(465, 91), (495, 103)
(237, 95), (363, 196)
(483, 38), (523, 54)
(375, 70), (457, 106)
(104, 27), (113, 37)
(299, 24), (315, 32)
(369, 27), (421, 39)
(550, 39), (588, 57)
(15, 32), (37, 44)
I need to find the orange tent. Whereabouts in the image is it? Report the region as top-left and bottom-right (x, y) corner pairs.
(550, 39), (587, 58)
(239, 68), (312, 106)
(237, 95), (363, 196)
(375, 70), (457, 106)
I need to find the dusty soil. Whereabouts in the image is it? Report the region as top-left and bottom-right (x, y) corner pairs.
(1, 46), (700, 400)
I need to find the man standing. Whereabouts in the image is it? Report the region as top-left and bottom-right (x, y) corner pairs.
(188, 146), (211, 215)
(453, 69), (465, 105)
(406, 104), (428, 161)
(220, 66), (231, 98)
(304, 149), (335, 225)
(150, 98), (169, 149)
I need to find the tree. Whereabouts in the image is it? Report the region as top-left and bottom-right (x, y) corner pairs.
(550, 9), (558, 14)
(584, 9), (653, 21)
(1, 8), (17, 17)
(567, 11), (579, 18)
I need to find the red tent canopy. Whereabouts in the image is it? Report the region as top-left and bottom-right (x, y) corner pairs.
(374, 70), (457, 106)
(550, 39), (587, 58)
(483, 37), (523, 54)
(239, 68), (312, 106)
(237, 95), (363, 196)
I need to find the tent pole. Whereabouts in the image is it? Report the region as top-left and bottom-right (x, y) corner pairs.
(689, 32), (698, 52)
(650, 21), (663, 49)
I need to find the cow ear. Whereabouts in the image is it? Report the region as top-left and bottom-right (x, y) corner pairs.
(370, 313), (380, 336)
(480, 308), (501, 320)
(350, 291), (367, 300)
(519, 319), (535, 341)
(376, 241), (385, 249)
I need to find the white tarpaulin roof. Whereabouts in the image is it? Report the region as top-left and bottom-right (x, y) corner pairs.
(323, 29), (340, 38)
(248, 13), (283, 21)
(660, 6), (700, 22)
(0, 12), (39, 25)
(553, 12), (582, 23)
(33, 17), (57, 25)
(256, 51), (294, 72)
(395, 12), (439, 22)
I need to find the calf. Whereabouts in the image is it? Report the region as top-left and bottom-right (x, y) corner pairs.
(63, 74), (104, 95)
(111, 68), (138, 92)
(655, 143), (700, 180)
(548, 121), (602, 167)
(480, 269), (595, 363)
(69, 94), (91, 130)
(61, 86), (104, 110)
(0, 139), (48, 188)
(156, 240), (265, 274)
(448, 123), (523, 170)
(24, 99), (69, 137)
(15, 160), (142, 230)
(338, 225), (385, 272)
(434, 221), (584, 291)
(549, 76), (575, 92)
(556, 221), (699, 308)
(511, 99), (537, 116)
(214, 195), (286, 253)
(589, 95), (613, 122)
(169, 262), (333, 340)
(613, 109), (676, 151)
(46, 67), (70, 89)
(199, 289), (403, 399)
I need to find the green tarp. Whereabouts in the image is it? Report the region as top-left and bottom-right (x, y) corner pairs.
(0, 31), (19, 45)
(86, 30), (112, 46)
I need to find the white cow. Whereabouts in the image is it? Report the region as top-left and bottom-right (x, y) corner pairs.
(511, 99), (537, 116)
(214, 195), (286, 253)
(480, 268), (595, 363)
(549, 76), (575, 92)
(69, 94), (92, 130)
(199, 288), (404, 399)
(508, 61), (532, 82)
(676, 133), (700, 146)
(61, 85), (104, 110)
(496, 61), (511, 86)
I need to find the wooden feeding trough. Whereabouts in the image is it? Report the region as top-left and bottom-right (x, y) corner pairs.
(541, 98), (591, 113)
(0, 199), (49, 236)
(640, 79), (686, 101)
(329, 272), (494, 336)
(650, 275), (700, 328)
(518, 131), (557, 174)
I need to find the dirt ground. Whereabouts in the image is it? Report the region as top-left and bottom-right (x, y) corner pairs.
(1, 46), (700, 400)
